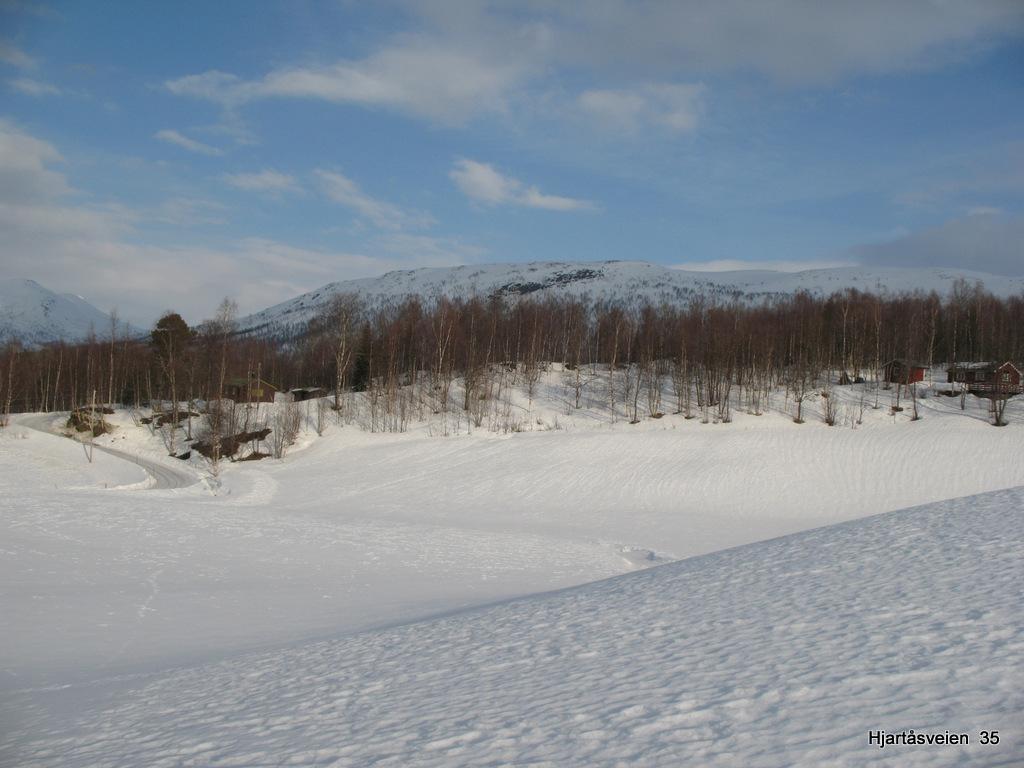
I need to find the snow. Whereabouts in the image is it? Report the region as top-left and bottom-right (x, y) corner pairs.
(0, 278), (131, 346)
(1, 374), (1022, 766)
(5, 488), (1022, 767)
(237, 261), (1024, 334)
(0, 415), (148, 490)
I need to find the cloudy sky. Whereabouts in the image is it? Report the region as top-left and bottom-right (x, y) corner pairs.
(2, 1), (1023, 325)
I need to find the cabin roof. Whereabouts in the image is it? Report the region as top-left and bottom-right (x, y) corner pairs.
(947, 361), (994, 370)
(225, 376), (278, 389)
(947, 361), (1019, 370)
(883, 359), (926, 368)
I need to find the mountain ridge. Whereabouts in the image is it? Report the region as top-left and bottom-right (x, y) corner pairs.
(237, 261), (1024, 336)
(6, 264), (1022, 343)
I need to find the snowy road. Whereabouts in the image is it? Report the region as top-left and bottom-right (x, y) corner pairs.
(17, 414), (197, 490)
(87, 440), (196, 489)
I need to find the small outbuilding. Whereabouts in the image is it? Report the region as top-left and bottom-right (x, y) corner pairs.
(882, 359), (927, 385)
(947, 361), (1023, 396)
(223, 375), (280, 403)
(289, 386), (328, 402)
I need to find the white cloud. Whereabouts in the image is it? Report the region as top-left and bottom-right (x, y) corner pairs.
(0, 200), (130, 242)
(315, 169), (433, 230)
(967, 205), (1002, 217)
(0, 123), (140, 313)
(0, 118), (69, 202)
(0, 122), (458, 325)
(849, 211), (1024, 276)
(372, 233), (487, 265)
(2, 217), (461, 326)
(223, 169), (300, 194)
(449, 159), (518, 205)
(576, 90), (646, 132)
(0, 122), (133, 258)
(151, 197), (228, 227)
(165, 70), (242, 102)
(418, 2), (1024, 84)
(160, 3), (1024, 141)
(450, 159), (595, 211)
(8, 77), (60, 96)
(0, 42), (34, 69)
(166, 43), (527, 125)
(260, 46), (519, 124)
(894, 141), (1024, 209)
(154, 129), (223, 156)
(578, 83), (704, 133)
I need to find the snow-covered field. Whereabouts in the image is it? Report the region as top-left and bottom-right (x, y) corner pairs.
(9, 488), (1022, 767)
(1, 373), (1022, 766)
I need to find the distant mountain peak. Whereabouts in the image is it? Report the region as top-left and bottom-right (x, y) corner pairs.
(0, 278), (133, 346)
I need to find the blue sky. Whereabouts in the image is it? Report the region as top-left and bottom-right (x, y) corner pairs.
(2, 1), (1023, 325)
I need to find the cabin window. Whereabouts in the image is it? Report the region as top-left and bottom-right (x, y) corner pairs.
(1002, 372), (1011, 382)
(976, 373), (986, 382)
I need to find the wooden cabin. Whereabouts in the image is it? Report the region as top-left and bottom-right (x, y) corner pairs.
(882, 359), (927, 385)
(223, 375), (280, 403)
(947, 362), (1023, 396)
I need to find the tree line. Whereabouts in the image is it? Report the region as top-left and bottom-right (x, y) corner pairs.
(2, 279), (1022, 429)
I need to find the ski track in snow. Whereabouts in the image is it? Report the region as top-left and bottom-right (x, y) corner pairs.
(4, 488), (1022, 767)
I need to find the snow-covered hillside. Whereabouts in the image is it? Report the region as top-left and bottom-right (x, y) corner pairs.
(6, 483), (1022, 766)
(0, 279), (128, 346)
(238, 262), (1024, 335)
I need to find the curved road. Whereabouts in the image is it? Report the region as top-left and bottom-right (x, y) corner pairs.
(17, 413), (199, 490)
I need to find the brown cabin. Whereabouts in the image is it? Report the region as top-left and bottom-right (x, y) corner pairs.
(947, 362), (1023, 396)
(223, 375), (280, 403)
(882, 359), (927, 385)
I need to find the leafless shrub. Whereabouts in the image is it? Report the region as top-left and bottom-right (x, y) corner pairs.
(822, 387), (839, 426)
(269, 403), (302, 458)
(313, 397), (329, 436)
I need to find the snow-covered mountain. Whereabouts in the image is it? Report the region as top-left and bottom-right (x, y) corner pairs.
(238, 261), (1024, 335)
(0, 278), (131, 346)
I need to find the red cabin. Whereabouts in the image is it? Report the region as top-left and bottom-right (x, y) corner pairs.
(947, 361), (1023, 396)
(882, 359), (926, 385)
